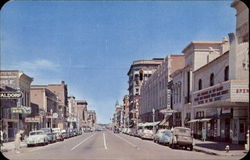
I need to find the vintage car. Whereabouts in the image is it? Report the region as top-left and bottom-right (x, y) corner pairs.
(154, 129), (168, 143)
(158, 130), (172, 145)
(169, 127), (193, 151)
(26, 130), (49, 147)
(41, 128), (56, 143)
(52, 128), (64, 141)
(141, 129), (154, 140)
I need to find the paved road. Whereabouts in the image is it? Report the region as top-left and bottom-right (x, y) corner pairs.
(2, 130), (245, 160)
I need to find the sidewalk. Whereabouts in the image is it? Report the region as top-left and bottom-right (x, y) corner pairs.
(0, 141), (27, 152)
(193, 139), (248, 157)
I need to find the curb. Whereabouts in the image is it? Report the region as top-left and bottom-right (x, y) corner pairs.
(194, 147), (218, 156)
(194, 147), (246, 157)
(0, 144), (27, 152)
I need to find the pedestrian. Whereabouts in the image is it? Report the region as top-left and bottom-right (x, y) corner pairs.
(3, 131), (7, 142)
(15, 131), (21, 153)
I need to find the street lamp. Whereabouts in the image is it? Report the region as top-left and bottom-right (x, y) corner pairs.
(152, 108), (155, 134)
(50, 109), (53, 129)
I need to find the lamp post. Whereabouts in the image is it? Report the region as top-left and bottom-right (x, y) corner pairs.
(50, 109), (53, 129)
(152, 108), (155, 134)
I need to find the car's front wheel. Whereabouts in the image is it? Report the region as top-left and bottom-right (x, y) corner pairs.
(190, 145), (193, 151)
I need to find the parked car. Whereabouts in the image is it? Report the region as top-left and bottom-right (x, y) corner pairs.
(126, 128), (131, 135)
(113, 128), (120, 134)
(141, 129), (154, 140)
(169, 127), (193, 151)
(26, 130), (49, 147)
(154, 129), (168, 143)
(52, 128), (64, 141)
(158, 130), (172, 145)
(41, 128), (56, 143)
(61, 129), (69, 139)
(137, 129), (143, 138)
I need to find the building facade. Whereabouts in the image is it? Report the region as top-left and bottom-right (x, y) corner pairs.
(0, 70), (33, 139)
(127, 58), (164, 128)
(67, 96), (78, 129)
(87, 110), (96, 128)
(76, 100), (88, 129)
(140, 55), (185, 123)
(30, 85), (58, 129)
(46, 81), (68, 129)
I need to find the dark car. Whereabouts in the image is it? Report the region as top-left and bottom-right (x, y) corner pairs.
(113, 128), (120, 134)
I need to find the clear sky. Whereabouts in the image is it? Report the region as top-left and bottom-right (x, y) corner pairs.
(1, 0), (235, 124)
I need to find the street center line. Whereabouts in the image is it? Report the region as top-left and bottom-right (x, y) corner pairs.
(103, 133), (108, 150)
(113, 133), (139, 150)
(70, 133), (96, 151)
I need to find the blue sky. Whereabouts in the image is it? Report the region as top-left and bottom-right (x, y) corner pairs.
(1, 0), (235, 123)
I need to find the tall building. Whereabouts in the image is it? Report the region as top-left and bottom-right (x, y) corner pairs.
(122, 95), (129, 128)
(67, 96), (78, 129)
(127, 58), (164, 128)
(76, 100), (88, 129)
(46, 81), (68, 129)
(30, 85), (58, 128)
(114, 100), (122, 128)
(87, 110), (96, 128)
(0, 70), (33, 139)
(140, 55), (185, 124)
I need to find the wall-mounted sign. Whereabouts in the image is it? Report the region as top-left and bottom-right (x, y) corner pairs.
(222, 107), (231, 114)
(25, 117), (41, 123)
(52, 113), (58, 118)
(11, 107), (23, 114)
(0, 92), (22, 99)
(193, 83), (230, 106)
(21, 106), (31, 114)
(11, 106), (31, 114)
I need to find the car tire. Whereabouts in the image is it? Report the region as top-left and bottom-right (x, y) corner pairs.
(190, 145), (193, 151)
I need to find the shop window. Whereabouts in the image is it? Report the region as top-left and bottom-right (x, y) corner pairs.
(224, 66), (229, 81)
(210, 73), (214, 86)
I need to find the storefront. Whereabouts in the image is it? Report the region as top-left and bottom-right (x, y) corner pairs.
(191, 80), (249, 144)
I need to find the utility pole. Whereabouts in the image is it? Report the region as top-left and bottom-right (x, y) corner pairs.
(152, 108), (155, 134)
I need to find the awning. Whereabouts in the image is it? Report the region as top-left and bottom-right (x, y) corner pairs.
(199, 118), (212, 122)
(143, 121), (160, 127)
(159, 119), (166, 126)
(186, 119), (201, 123)
(187, 118), (212, 123)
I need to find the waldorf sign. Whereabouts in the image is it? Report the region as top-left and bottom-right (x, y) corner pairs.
(0, 92), (22, 99)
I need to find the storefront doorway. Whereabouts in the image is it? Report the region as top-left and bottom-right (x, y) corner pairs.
(225, 118), (230, 142)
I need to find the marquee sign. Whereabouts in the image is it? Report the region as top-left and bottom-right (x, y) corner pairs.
(193, 86), (229, 106)
(0, 92), (22, 99)
(193, 81), (249, 107)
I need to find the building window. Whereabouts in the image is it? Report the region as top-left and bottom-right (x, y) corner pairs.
(139, 70), (143, 81)
(224, 66), (229, 81)
(210, 73), (214, 86)
(198, 79), (202, 90)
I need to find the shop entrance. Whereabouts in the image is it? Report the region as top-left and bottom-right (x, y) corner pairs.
(225, 118), (230, 142)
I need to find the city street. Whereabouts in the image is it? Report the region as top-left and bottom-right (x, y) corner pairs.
(2, 130), (245, 160)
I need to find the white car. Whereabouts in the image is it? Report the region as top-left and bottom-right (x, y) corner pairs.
(26, 130), (49, 147)
(141, 129), (154, 140)
(52, 128), (64, 141)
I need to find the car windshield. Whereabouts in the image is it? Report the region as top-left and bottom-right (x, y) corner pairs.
(30, 131), (44, 135)
(41, 128), (51, 133)
(175, 128), (191, 136)
(164, 131), (172, 136)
